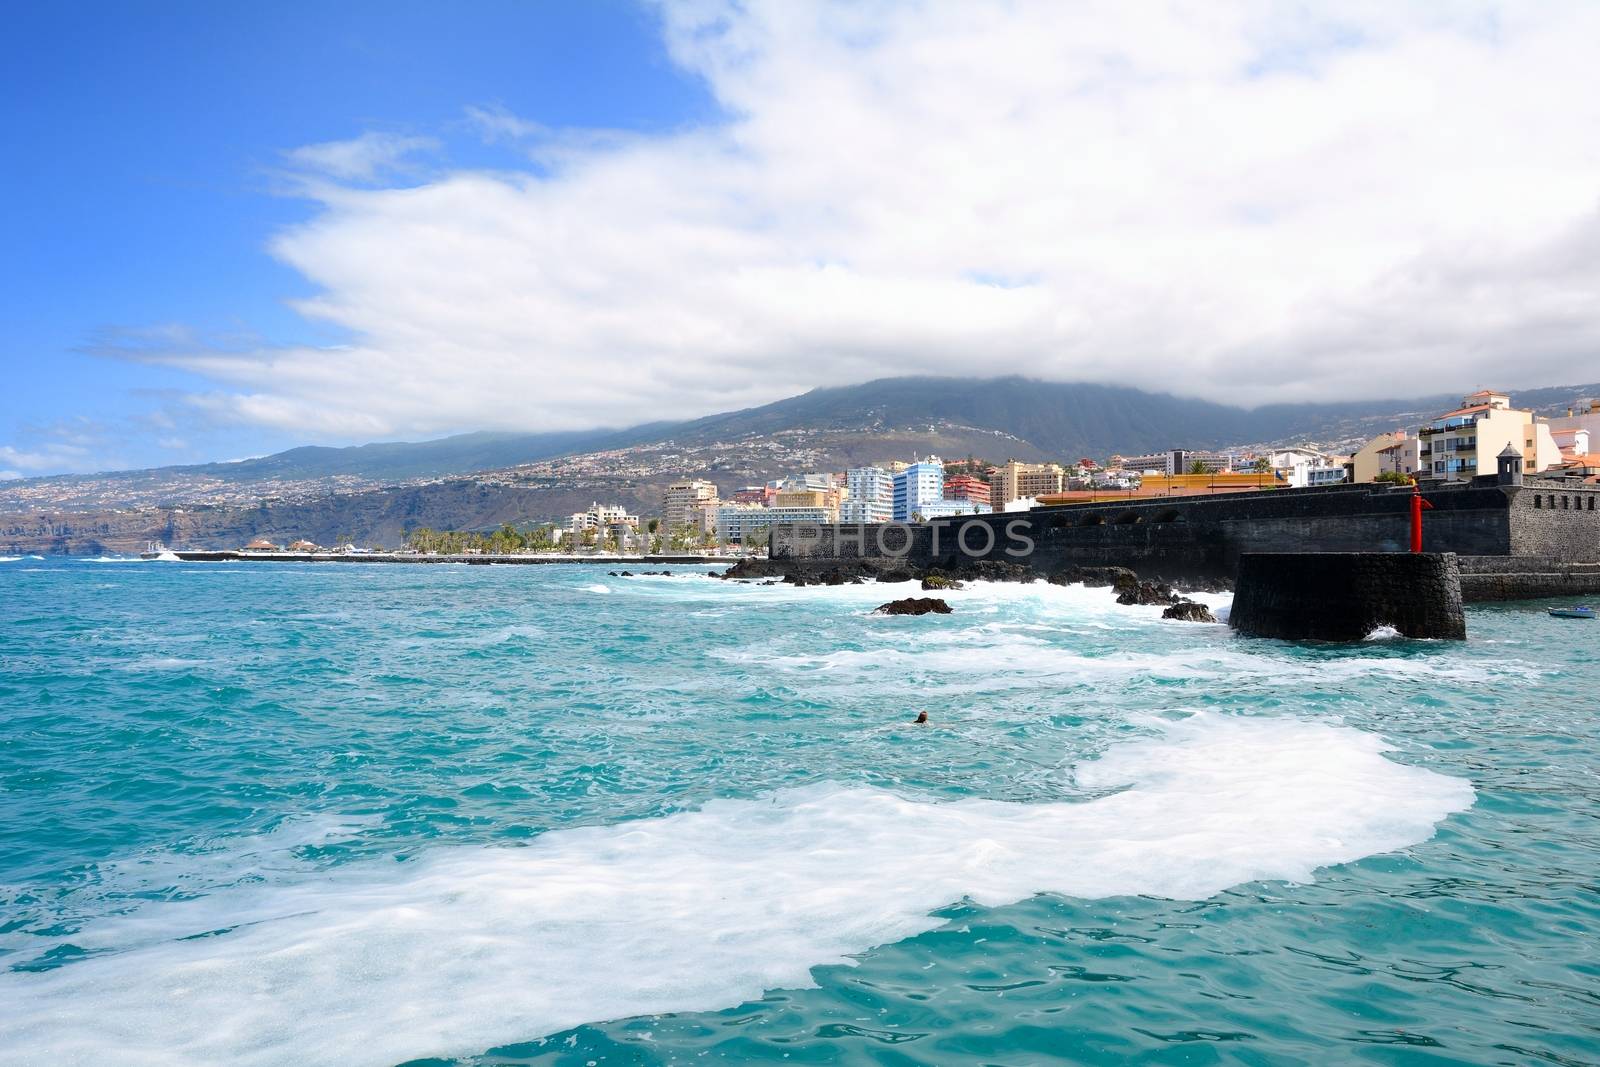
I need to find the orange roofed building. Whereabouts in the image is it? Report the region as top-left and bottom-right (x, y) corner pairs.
(1038, 470), (1286, 506)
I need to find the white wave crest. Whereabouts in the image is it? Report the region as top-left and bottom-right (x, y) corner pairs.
(724, 628), (1540, 690)
(0, 713), (1472, 1067)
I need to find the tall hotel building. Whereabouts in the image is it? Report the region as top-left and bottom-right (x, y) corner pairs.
(893, 458), (945, 521)
(841, 466), (894, 523)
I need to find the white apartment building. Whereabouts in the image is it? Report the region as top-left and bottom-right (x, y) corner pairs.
(840, 466), (894, 523)
(893, 458), (945, 521)
(715, 504), (777, 544)
(566, 502), (639, 538)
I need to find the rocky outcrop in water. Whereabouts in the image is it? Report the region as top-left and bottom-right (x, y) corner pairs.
(874, 597), (952, 616)
(1172, 574), (1234, 594)
(1048, 565), (1138, 588)
(1114, 576), (1179, 606)
(1162, 599), (1218, 622)
(921, 573), (965, 590)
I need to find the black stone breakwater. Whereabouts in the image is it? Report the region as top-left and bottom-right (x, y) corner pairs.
(1230, 553), (1467, 641)
(766, 479), (1600, 602)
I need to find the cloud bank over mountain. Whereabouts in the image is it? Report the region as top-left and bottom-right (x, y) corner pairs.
(145, 0), (1600, 438)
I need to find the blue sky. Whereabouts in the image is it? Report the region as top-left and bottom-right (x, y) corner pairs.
(4, 2), (1598, 478)
(1, 0), (712, 475)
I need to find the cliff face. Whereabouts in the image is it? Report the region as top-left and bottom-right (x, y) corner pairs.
(0, 481), (660, 555)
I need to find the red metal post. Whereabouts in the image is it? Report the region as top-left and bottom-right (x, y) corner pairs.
(1409, 488), (1432, 553)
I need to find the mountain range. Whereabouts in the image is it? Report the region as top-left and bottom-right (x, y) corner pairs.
(3, 376), (1596, 554)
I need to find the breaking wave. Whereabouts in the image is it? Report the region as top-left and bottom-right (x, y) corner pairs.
(0, 712), (1472, 1067)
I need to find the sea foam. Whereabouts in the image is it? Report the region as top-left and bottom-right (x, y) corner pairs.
(0, 712), (1471, 1067)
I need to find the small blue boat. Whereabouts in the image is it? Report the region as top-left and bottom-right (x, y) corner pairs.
(1549, 606), (1596, 619)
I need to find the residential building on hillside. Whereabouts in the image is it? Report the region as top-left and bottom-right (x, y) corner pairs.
(788, 472), (840, 492)
(841, 466), (894, 523)
(990, 460), (1065, 507)
(1168, 450), (1231, 474)
(1546, 399), (1600, 450)
(693, 503), (723, 536)
(566, 502), (639, 533)
(893, 457), (945, 521)
(1108, 451), (1229, 476)
(774, 485), (842, 522)
(1286, 462), (1348, 488)
(944, 474), (991, 507)
(1550, 427), (1590, 461)
(715, 504), (777, 544)
(1558, 452), (1600, 481)
(1265, 447), (1333, 469)
(1351, 432), (1423, 482)
(1113, 452), (1169, 474)
(662, 480), (719, 530)
(1038, 470), (1284, 503)
(1420, 390), (1561, 481)
(731, 486), (767, 505)
(770, 504), (838, 526)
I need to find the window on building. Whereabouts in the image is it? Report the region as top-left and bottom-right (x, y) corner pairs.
(1534, 495), (1541, 508)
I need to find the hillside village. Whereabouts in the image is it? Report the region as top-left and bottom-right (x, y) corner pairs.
(233, 390), (1600, 557)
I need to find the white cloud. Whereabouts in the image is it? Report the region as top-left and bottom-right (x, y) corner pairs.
(284, 131), (438, 181)
(464, 104), (546, 143)
(149, 1), (1600, 438)
(0, 442), (90, 474)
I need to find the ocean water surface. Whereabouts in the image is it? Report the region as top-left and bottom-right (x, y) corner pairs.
(0, 558), (1596, 1065)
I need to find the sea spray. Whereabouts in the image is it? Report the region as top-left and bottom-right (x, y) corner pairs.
(0, 713), (1472, 1067)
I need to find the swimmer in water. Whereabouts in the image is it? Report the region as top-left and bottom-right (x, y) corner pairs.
(912, 710), (928, 724)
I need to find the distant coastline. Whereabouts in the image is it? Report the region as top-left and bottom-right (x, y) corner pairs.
(143, 550), (732, 565)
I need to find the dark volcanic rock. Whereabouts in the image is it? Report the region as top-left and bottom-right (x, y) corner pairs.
(1162, 599), (1217, 622)
(1116, 580), (1178, 606)
(1173, 574), (1233, 593)
(921, 574), (965, 591)
(874, 597), (953, 616)
(877, 569), (918, 583)
(720, 558), (787, 580)
(946, 559), (1034, 583)
(1048, 565), (1138, 588)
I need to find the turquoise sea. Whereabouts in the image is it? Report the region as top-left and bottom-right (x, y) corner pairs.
(1, 557), (1597, 1065)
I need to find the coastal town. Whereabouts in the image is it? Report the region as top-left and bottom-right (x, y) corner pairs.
(234, 390), (1600, 556)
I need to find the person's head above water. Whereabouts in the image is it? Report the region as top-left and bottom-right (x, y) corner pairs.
(913, 710), (928, 724)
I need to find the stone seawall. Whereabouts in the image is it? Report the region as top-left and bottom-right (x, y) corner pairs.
(770, 480), (1598, 591)
(1230, 553), (1466, 640)
(1457, 555), (1600, 602)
